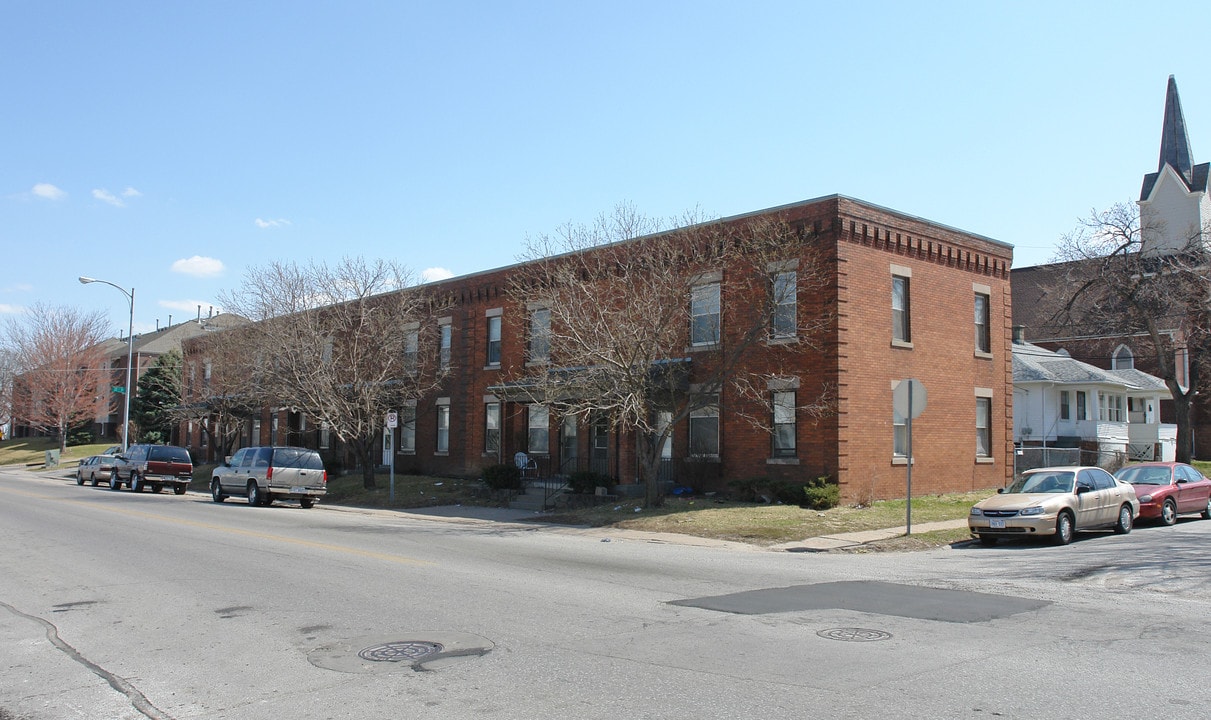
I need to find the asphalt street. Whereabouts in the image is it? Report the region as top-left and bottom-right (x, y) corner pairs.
(2, 465), (1209, 719)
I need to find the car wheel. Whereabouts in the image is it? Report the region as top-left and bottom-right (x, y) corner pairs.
(300, 498), (315, 509)
(173, 483), (188, 496)
(1161, 499), (1178, 526)
(1053, 511), (1074, 545)
(76, 471), (85, 486)
(109, 475), (122, 491)
(247, 481), (263, 506)
(977, 535), (997, 546)
(152, 484), (164, 494)
(130, 473), (143, 492)
(91, 473), (100, 487)
(1202, 496), (1211, 520)
(1114, 504), (1134, 534)
(211, 480), (226, 503)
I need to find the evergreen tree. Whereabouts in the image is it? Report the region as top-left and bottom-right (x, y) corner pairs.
(131, 350), (183, 444)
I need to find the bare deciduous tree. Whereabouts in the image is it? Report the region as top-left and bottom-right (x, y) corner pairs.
(0, 346), (17, 436)
(4, 303), (111, 452)
(219, 257), (451, 488)
(178, 329), (261, 461)
(1051, 202), (1211, 463)
(507, 204), (834, 506)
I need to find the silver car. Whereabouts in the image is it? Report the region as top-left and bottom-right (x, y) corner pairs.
(210, 446), (327, 508)
(969, 466), (1139, 545)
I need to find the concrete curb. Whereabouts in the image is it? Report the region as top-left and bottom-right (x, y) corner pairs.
(769, 519), (971, 552)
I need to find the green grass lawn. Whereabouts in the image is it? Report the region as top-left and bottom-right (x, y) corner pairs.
(0, 437), (120, 468)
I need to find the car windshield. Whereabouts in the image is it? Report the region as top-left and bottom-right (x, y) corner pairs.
(1115, 466), (1171, 485)
(1009, 471), (1074, 494)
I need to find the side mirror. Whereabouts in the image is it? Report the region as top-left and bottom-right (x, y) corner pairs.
(224, 455), (234, 467)
(1076, 485), (1091, 495)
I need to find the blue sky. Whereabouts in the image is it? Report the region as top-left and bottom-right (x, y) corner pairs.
(3, 1), (1209, 335)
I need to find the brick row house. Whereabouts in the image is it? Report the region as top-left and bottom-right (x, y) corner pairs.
(183, 194), (1013, 502)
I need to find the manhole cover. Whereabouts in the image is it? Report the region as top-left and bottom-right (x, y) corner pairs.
(817, 628), (892, 642)
(358, 641), (444, 662)
(308, 632), (494, 674)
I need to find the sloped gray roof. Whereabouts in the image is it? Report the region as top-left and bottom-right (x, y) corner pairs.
(1013, 341), (1170, 397)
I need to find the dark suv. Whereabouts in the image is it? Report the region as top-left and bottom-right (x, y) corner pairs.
(210, 446), (328, 508)
(112, 444), (194, 495)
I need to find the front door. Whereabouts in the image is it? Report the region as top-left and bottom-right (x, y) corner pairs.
(591, 419), (609, 477)
(560, 416), (578, 474)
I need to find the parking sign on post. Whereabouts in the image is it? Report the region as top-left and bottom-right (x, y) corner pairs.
(892, 379), (926, 535)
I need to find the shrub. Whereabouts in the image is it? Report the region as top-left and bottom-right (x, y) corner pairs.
(482, 463), (522, 490)
(802, 475), (840, 510)
(567, 470), (612, 494)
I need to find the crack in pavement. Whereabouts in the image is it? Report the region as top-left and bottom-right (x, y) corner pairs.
(0, 600), (173, 720)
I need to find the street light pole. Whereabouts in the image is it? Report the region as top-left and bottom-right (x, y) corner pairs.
(79, 276), (135, 453)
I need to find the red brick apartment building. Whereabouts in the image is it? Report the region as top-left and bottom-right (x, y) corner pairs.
(185, 195), (1013, 502)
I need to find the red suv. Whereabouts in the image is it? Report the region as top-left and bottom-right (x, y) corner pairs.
(111, 444), (194, 495)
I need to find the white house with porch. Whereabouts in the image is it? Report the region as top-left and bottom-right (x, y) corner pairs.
(1013, 337), (1175, 463)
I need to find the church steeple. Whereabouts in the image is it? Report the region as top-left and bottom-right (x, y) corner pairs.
(1158, 74), (1195, 183)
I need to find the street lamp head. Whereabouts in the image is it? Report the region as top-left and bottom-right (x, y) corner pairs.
(79, 276), (96, 284)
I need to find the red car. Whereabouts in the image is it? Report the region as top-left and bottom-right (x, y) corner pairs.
(1114, 462), (1211, 525)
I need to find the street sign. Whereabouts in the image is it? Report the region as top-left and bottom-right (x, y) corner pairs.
(386, 411), (398, 429)
(892, 379), (926, 419)
(112, 386), (125, 394)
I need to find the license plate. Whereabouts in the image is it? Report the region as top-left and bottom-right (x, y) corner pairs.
(990, 519), (1006, 529)
(291, 486), (307, 494)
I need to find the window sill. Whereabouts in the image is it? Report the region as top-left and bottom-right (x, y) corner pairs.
(396, 451), (416, 457)
(767, 457), (800, 465)
(686, 343), (720, 353)
(686, 454), (720, 463)
(766, 336), (798, 346)
(975, 456), (994, 464)
(434, 452), (449, 457)
(483, 364), (501, 371)
(892, 456), (915, 466)
(974, 350), (993, 360)
(891, 340), (913, 350)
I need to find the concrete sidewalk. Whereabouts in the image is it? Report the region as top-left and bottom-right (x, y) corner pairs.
(769, 519), (971, 552)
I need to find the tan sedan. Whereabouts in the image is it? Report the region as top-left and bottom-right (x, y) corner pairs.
(969, 466), (1140, 546)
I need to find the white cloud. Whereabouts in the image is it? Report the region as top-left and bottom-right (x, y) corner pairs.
(92, 188), (124, 207)
(421, 267), (455, 282)
(32, 183), (66, 200)
(254, 217), (292, 229)
(171, 256), (225, 277)
(122, 187), (142, 198)
(0, 303), (25, 314)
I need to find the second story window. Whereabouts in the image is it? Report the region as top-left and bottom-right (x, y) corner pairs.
(529, 307), (550, 363)
(691, 282), (720, 346)
(403, 329), (419, 373)
(892, 274), (911, 344)
(771, 270), (797, 340)
(486, 315), (502, 366)
(974, 291), (990, 354)
(439, 323), (452, 369)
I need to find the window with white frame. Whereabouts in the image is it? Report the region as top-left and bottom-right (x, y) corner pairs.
(529, 307), (550, 363)
(1098, 392), (1125, 422)
(974, 291), (990, 354)
(892, 273), (911, 344)
(771, 269), (797, 339)
(1076, 391), (1088, 421)
(1060, 391), (1071, 420)
(893, 409), (907, 458)
(976, 394), (992, 458)
(528, 404), (549, 454)
(690, 281), (721, 346)
(436, 403), (450, 453)
(772, 391), (796, 457)
(485, 401), (500, 454)
(656, 410), (673, 460)
(689, 395), (720, 456)
(1113, 345), (1134, 370)
(399, 404), (416, 453)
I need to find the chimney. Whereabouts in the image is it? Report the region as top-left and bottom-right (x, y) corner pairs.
(1012, 326), (1027, 344)
(155, 319), (160, 331)
(208, 306), (213, 318)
